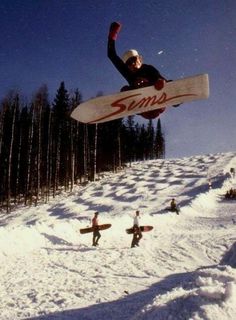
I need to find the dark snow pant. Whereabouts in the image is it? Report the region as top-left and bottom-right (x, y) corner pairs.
(171, 207), (180, 215)
(93, 229), (101, 246)
(131, 229), (142, 248)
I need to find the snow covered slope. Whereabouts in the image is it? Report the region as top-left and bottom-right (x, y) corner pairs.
(0, 152), (236, 320)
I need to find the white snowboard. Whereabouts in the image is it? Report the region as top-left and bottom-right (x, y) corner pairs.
(71, 74), (209, 124)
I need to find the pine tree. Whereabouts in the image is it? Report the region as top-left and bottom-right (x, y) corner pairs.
(0, 102), (7, 207)
(18, 106), (30, 202)
(69, 89), (82, 189)
(32, 85), (50, 203)
(6, 94), (19, 211)
(124, 116), (136, 163)
(155, 118), (165, 159)
(52, 82), (70, 194)
(146, 119), (155, 159)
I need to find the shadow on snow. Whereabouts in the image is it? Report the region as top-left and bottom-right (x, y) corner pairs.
(27, 266), (223, 320)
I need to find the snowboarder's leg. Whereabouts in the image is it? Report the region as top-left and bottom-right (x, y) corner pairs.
(136, 229), (143, 245)
(131, 228), (142, 247)
(131, 233), (139, 248)
(92, 232), (97, 246)
(92, 229), (101, 246)
(95, 231), (101, 245)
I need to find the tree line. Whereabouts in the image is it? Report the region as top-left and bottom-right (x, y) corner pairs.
(0, 82), (165, 212)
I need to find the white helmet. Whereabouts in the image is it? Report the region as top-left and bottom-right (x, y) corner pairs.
(122, 49), (139, 63)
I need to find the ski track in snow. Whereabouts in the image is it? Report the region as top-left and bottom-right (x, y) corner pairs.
(0, 152), (236, 319)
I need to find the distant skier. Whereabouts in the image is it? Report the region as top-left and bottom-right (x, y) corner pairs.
(92, 211), (101, 246)
(170, 199), (180, 215)
(208, 178), (212, 189)
(131, 210), (143, 248)
(225, 190), (231, 199)
(230, 168), (235, 178)
(108, 21), (170, 120)
(224, 188), (236, 199)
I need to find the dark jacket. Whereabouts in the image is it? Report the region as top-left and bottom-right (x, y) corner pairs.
(107, 39), (166, 89)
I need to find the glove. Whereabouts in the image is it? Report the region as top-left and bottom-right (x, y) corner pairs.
(109, 22), (122, 40)
(154, 79), (165, 90)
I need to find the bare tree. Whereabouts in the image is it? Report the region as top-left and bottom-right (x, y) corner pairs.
(25, 106), (35, 205)
(6, 95), (18, 211)
(92, 124), (98, 181)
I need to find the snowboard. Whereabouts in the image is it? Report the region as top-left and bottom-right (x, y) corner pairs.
(80, 223), (111, 234)
(126, 225), (153, 234)
(71, 74), (209, 124)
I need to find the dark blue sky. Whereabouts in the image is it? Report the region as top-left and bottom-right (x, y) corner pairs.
(0, 0), (236, 157)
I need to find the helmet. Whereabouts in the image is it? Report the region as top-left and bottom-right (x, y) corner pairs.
(122, 49), (139, 63)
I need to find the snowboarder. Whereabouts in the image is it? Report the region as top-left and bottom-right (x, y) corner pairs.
(108, 21), (169, 120)
(92, 211), (101, 246)
(170, 198), (180, 215)
(131, 210), (143, 248)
